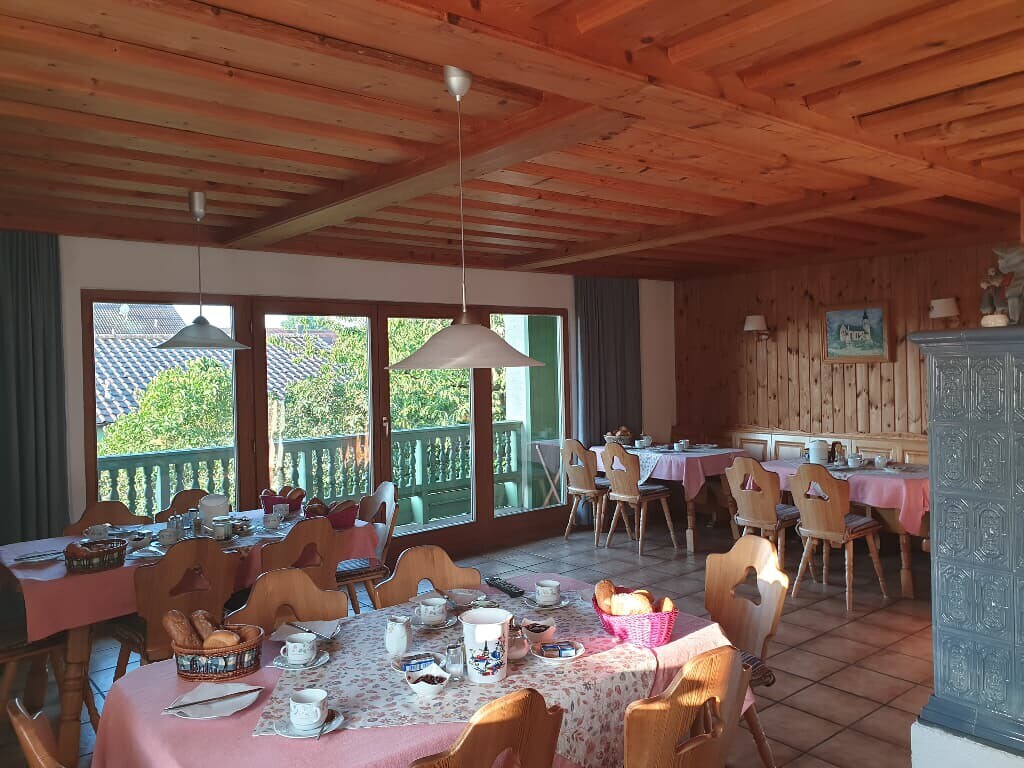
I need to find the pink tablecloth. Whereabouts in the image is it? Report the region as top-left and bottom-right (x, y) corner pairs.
(0, 512), (379, 642)
(592, 446), (744, 500)
(93, 574), (740, 768)
(761, 459), (930, 536)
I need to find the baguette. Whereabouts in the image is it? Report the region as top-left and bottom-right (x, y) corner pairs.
(163, 609), (202, 649)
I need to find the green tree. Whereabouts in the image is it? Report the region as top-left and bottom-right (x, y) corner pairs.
(98, 358), (234, 455)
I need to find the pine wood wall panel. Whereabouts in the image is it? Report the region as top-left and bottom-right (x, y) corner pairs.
(675, 244), (995, 437)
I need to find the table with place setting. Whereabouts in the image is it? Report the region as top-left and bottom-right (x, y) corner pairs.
(91, 573), (746, 768)
(592, 442), (746, 552)
(0, 509), (380, 765)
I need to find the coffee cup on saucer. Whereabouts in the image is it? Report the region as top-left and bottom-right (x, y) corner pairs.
(279, 632), (318, 666)
(289, 688), (328, 730)
(157, 527), (180, 546)
(262, 512), (282, 530)
(535, 580), (561, 606)
(83, 524), (111, 540)
(413, 597), (448, 626)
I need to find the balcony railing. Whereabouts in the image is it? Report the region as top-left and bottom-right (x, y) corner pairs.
(98, 421), (529, 527)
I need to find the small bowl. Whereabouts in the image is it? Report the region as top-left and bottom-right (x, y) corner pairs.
(446, 589), (485, 608)
(521, 618), (556, 644)
(405, 663), (450, 699)
(125, 531), (153, 551)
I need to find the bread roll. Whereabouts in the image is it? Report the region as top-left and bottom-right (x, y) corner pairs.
(655, 596), (675, 613)
(279, 485), (293, 496)
(163, 609), (202, 649)
(202, 630), (241, 650)
(189, 610), (219, 640)
(594, 579), (617, 613)
(633, 589), (654, 602)
(236, 625), (262, 643)
(610, 592), (654, 616)
(286, 487), (305, 501)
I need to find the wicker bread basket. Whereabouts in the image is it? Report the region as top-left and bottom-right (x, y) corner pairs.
(64, 539), (128, 574)
(593, 588), (678, 649)
(171, 624), (264, 681)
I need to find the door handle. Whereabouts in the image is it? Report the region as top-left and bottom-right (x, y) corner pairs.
(382, 415), (391, 437)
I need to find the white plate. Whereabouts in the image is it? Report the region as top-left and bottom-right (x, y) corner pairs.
(391, 652), (446, 673)
(411, 615), (458, 631)
(272, 649), (330, 671)
(530, 640), (585, 664)
(273, 709), (344, 739)
(165, 683), (262, 720)
(522, 594), (577, 611)
(126, 548), (164, 560)
(694, 443), (718, 449)
(270, 621), (340, 642)
(445, 588), (486, 608)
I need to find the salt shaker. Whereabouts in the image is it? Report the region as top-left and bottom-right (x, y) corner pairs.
(385, 615), (412, 657)
(445, 642), (465, 681)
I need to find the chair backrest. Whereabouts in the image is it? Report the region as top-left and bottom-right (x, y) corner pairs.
(562, 439), (600, 493)
(374, 545), (481, 608)
(225, 568), (348, 632)
(63, 500), (151, 536)
(259, 516), (340, 590)
(155, 488), (209, 523)
(7, 699), (63, 768)
(357, 481), (397, 523)
(704, 536), (789, 660)
(409, 688), (563, 768)
(792, 463), (850, 540)
(602, 441), (641, 499)
(724, 458), (782, 528)
(624, 647), (750, 768)
(134, 537), (240, 660)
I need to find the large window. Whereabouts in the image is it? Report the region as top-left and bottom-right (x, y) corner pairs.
(93, 301), (239, 514)
(491, 314), (565, 516)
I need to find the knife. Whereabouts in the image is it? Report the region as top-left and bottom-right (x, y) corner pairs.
(162, 686), (263, 713)
(287, 622), (337, 641)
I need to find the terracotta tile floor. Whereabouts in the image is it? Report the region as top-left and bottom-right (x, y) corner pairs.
(0, 518), (931, 767)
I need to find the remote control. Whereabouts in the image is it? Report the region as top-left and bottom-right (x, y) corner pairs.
(485, 576), (525, 597)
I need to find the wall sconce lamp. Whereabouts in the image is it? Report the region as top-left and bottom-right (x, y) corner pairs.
(743, 314), (771, 341)
(929, 297), (960, 328)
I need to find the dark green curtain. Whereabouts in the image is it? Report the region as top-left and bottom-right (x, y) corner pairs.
(0, 232), (69, 543)
(574, 276), (643, 445)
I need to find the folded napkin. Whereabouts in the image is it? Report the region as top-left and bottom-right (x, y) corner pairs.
(164, 682), (263, 719)
(270, 620), (341, 642)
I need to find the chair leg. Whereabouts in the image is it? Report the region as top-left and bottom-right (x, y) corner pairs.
(363, 580), (382, 610)
(604, 502), (623, 548)
(659, 496), (679, 549)
(593, 495), (605, 548)
(744, 704), (777, 768)
(564, 494), (580, 539)
(845, 540), (855, 611)
(620, 503), (636, 541)
(113, 643), (132, 682)
(346, 583), (361, 614)
(821, 540), (831, 587)
(637, 501), (648, 556)
(24, 655), (47, 710)
(865, 533), (889, 599)
(0, 663), (16, 719)
(792, 537), (817, 598)
(776, 526), (787, 569)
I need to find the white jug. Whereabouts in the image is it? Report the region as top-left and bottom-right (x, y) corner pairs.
(459, 607), (511, 684)
(197, 493), (229, 525)
(808, 440), (829, 466)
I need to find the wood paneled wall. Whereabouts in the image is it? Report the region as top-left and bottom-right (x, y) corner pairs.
(674, 244), (998, 437)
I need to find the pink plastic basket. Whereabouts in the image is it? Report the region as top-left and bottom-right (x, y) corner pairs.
(260, 494), (302, 515)
(593, 587), (678, 649)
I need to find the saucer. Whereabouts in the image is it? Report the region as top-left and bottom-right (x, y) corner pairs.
(411, 615), (458, 631)
(274, 709), (344, 739)
(522, 595), (576, 611)
(273, 650), (330, 671)
(530, 640), (585, 664)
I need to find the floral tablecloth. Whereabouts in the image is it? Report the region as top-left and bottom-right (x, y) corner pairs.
(251, 590), (655, 767)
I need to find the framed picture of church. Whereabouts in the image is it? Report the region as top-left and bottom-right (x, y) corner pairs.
(822, 302), (891, 363)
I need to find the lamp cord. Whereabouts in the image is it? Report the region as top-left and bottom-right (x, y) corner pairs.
(195, 215), (204, 317)
(457, 96), (466, 314)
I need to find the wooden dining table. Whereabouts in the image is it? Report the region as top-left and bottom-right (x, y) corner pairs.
(592, 444), (745, 552)
(0, 511), (380, 765)
(91, 573), (747, 768)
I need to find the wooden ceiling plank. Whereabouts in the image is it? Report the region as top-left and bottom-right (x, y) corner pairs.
(804, 28), (1024, 117)
(381, 205), (600, 240)
(0, 195), (245, 228)
(316, 226), (523, 256)
(858, 72), (1024, 135)
(575, 0), (652, 35)
(899, 198), (1018, 229)
(0, 209), (230, 244)
(226, 101), (637, 248)
(945, 129), (1024, 162)
(348, 216), (567, 248)
(981, 151), (1024, 172)
(0, 99), (378, 175)
(665, 0), (834, 64)
(902, 104), (1024, 146)
(412, 192), (639, 234)
(518, 181), (935, 268)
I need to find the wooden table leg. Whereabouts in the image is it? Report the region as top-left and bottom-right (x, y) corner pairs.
(899, 533), (914, 599)
(57, 625), (91, 767)
(719, 478), (740, 540)
(685, 498), (698, 553)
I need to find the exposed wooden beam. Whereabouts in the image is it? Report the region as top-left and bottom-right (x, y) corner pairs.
(517, 182), (936, 269)
(575, 0), (651, 35)
(227, 101), (636, 248)
(903, 104), (1024, 146)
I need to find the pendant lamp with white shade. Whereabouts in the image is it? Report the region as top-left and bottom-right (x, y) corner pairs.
(154, 191), (249, 351)
(389, 66), (543, 371)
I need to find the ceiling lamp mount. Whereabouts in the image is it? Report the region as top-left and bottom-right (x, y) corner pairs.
(154, 190), (249, 351)
(390, 67), (543, 371)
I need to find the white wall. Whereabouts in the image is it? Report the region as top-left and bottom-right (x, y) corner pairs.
(912, 722), (1024, 767)
(60, 236), (676, 515)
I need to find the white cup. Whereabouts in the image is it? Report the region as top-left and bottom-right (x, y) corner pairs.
(157, 527), (180, 546)
(272, 503), (290, 517)
(280, 632), (317, 666)
(535, 579), (561, 606)
(680, 439), (691, 449)
(634, 439), (644, 448)
(847, 454), (864, 469)
(874, 455), (887, 469)
(413, 597), (448, 626)
(262, 512), (282, 530)
(289, 688), (328, 730)
(84, 524), (110, 540)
